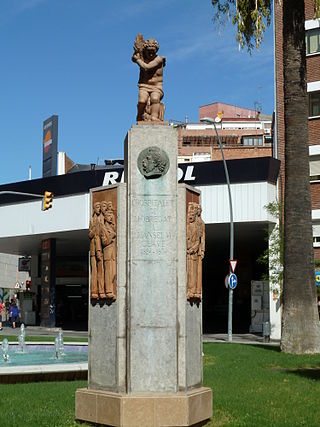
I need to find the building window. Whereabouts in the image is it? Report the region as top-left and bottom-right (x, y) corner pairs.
(309, 91), (320, 117)
(310, 156), (320, 181)
(313, 236), (320, 247)
(306, 28), (320, 55)
(242, 136), (263, 146)
(192, 153), (211, 162)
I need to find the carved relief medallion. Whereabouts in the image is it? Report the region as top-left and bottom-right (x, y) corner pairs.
(137, 146), (170, 179)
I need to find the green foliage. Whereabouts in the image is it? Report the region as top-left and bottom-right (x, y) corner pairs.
(315, 0), (320, 18)
(211, 0), (272, 51)
(315, 259), (320, 269)
(257, 201), (283, 289)
(212, 1), (320, 52)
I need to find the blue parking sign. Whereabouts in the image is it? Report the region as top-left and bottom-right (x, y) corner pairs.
(315, 271), (320, 287)
(228, 273), (238, 290)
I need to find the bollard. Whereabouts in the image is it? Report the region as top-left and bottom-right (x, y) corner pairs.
(263, 321), (271, 342)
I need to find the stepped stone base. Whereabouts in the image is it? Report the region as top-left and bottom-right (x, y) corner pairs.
(75, 387), (212, 427)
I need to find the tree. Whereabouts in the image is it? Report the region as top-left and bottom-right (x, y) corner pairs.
(211, 0), (320, 353)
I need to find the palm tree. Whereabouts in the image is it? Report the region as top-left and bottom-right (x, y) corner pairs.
(280, 0), (320, 353)
(211, 0), (320, 353)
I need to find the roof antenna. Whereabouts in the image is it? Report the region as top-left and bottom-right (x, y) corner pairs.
(254, 84), (262, 118)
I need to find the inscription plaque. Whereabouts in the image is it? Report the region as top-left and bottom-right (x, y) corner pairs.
(131, 196), (176, 260)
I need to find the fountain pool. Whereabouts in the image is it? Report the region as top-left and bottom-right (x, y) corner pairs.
(1, 344), (88, 366)
(0, 342), (88, 383)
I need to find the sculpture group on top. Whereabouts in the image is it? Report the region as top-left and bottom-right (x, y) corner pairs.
(132, 34), (166, 123)
(186, 202), (205, 302)
(89, 200), (117, 301)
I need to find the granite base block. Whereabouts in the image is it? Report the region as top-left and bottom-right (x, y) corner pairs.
(75, 387), (212, 427)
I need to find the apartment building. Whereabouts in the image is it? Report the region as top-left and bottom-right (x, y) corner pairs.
(176, 102), (272, 163)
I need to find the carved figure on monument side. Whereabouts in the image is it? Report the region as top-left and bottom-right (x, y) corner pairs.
(89, 201), (104, 299)
(186, 202), (201, 301)
(101, 200), (116, 234)
(100, 202), (117, 301)
(132, 34), (166, 123)
(195, 203), (205, 300)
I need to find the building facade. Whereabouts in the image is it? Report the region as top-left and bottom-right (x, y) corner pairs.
(176, 102), (272, 163)
(0, 156), (280, 336)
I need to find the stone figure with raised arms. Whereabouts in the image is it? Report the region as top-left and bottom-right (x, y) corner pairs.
(132, 34), (166, 123)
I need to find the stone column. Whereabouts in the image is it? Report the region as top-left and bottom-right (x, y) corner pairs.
(40, 238), (56, 328)
(125, 125), (179, 393)
(87, 184), (127, 392)
(76, 125), (212, 427)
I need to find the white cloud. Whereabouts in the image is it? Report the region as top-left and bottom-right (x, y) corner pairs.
(166, 31), (236, 63)
(106, 0), (175, 23)
(0, 0), (47, 25)
(16, 0), (47, 13)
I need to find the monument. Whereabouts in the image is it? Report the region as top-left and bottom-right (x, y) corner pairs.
(75, 35), (212, 427)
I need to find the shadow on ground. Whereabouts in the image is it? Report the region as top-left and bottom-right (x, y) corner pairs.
(284, 367), (320, 381)
(247, 344), (281, 352)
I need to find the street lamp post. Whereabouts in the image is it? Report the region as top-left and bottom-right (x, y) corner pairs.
(204, 116), (234, 342)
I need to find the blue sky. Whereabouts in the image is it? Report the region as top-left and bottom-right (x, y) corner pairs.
(0, 0), (274, 185)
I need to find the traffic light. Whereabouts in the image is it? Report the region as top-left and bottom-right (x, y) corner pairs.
(42, 191), (54, 211)
(26, 280), (31, 291)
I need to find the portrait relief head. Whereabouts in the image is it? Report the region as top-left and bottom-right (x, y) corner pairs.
(187, 202), (197, 223)
(138, 146), (169, 179)
(93, 202), (101, 215)
(105, 211), (114, 224)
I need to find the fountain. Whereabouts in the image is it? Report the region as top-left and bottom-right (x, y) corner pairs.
(55, 337), (61, 359)
(58, 329), (64, 355)
(55, 330), (65, 359)
(2, 339), (9, 362)
(0, 330), (88, 383)
(18, 324), (25, 353)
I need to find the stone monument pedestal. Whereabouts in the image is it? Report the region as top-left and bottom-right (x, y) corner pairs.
(75, 125), (212, 427)
(76, 388), (212, 427)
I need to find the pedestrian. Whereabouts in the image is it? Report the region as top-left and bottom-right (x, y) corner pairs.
(5, 299), (10, 325)
(9, 301), (20, 329)
(0, 299), (5, 330)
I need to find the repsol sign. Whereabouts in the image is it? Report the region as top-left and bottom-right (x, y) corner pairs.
(102, 165), (196, 186)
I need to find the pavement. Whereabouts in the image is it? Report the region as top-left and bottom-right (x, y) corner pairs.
(0, 325), (88, 339)
(203, 333), (280, 346)
(0, 325), (280, 345)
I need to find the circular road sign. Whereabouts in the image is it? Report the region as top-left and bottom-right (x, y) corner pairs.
(224, 275), (229, 289)
(316, 271), (320, 287)
(228, 273), (238, 290)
